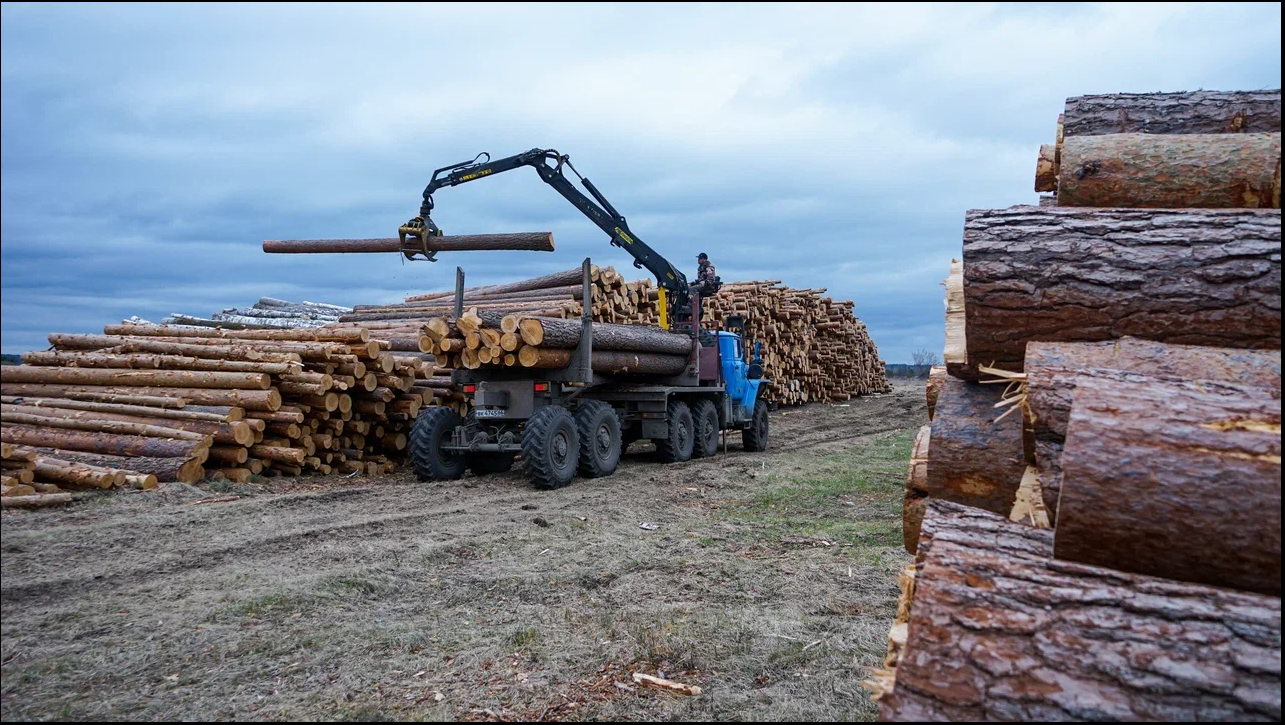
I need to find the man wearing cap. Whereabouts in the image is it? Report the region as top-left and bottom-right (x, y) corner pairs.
(694, 252), (719, 296)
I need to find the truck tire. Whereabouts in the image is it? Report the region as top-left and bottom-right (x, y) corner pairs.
(575, 401), (621, 478)
(522, 406), (580, 489)
(692, 399), (720, 459)
(743, 398), (770, 452)
(409, 407), (466, 480)
(467, 453), (516, 476)
(656, 400), (695, 463)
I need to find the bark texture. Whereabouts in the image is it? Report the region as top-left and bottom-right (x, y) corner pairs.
(517, 347), (688, 375)
(879, 502), (1283, 722)
(924, 377), (1025, 515)
(1, 425), (206, 458)
(1057, 133), (1280, 208)
(31, 449), (204, 483)
(1063, 90), (1283, 136)
(0, 384), (281, 411)
(963, 206), (1282, 373)
(0, 366), (271, 390)
(516, 317), (693, 355)
(1055, 377), (1281, 596)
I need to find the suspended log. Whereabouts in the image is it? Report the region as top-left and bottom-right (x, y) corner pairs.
(1057, 132), (1280, 208)
(962, 206), (1281, 374)
(515, 317), (693, 355)
(405, 266), (594, 302)
(0, 384), (280, 411)
(1055, 377), (1281, 597)
(1063, 89), (1283, 136)
(19, 351), (301, 375)
(104, 322), (368, 344)
(262, 232), (555, 255)
(901, 425), (931, 555)
(517, 347), (688, 375)
(879, 501), (1282, 722)
(1, 366), (271, 390)
(1, 425), (207, 458)
(31, 449), (204, 483)
(923, 377), (1024, 515)
(1023, 339), (1283, 517)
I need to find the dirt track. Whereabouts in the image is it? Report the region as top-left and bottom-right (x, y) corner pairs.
(1, 381), (924, 721)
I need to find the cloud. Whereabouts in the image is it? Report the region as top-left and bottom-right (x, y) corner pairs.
(2, 2), (1280, 362)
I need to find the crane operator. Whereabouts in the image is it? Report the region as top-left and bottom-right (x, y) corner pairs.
(694, 252), (719, 296)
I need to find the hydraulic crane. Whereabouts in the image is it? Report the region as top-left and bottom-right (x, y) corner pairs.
(400, 148), (710, 331)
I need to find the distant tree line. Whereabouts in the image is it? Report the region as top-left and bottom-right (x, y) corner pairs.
(885, 348), (939, 379)
(0, 354), (19, 366)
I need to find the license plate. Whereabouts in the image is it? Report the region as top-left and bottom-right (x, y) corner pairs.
(475, 409), (507, 418)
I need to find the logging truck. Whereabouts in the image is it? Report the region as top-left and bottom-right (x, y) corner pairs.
(404, 148), (771, 488)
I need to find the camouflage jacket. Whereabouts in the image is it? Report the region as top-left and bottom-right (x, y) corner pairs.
(696, 262), (717, 287)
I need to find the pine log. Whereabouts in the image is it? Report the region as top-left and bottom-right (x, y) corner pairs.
(924, 366), (946, 421)
(2, 404), (253, 446)
(941, 259), (967, 378)
(879, 501), (1282, 722)
(19, 351), (301, 375)
(262, 232), (555, 254)
(1034, 143), (1058, 192)
(32, 458), (125, 488)
(518, 347), (688, 375)
(1063, 90), (1283, 136)
(48, 334), (302, 364)
(902, 425), (931, 555)
(1055, 377), (1281, 597)
(356, 284), (587, 312)
(1057, 132), (1280, 208)
(405, 266), (594, 302)
(1, 366), (271, 390)
(103, 323), (369, 344)
(2, 493), (74, 508)
(1, 425), (206, 458)
(923, 377), (1024, 515)
(245, 410), (305, 424)
(31, 449), (204, 483)
(249, 445), (306, 465)
(0, 384), (281, 411)
(1024, 339), (1282, 517)
(516, 317), (693, 355)
(0, 396), (239, 422)
(0, 409), (214, 443)
(962, 206), (1281, 374)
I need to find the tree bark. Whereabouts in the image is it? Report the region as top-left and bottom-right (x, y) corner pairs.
(1057, 132), (1280, 208)
(962, 206), (1282, 374)
(405, 266), (594, 302)
(518, 347), (688, 375)
(20, 351), (301, 375)
(0, 384), (281, 411)
(262, 232), (555, 254)
(924, 377), (1025, 516)
(879, 501), (1282, 722)
(516, 317), (693, 355)
(1023, 339), (1282, 517)
(30, 449), (204, 483)
(902, 425), (931, 555)
(1, 366), (271, 391)
(1063, 90), (1283, 136)
(1, 425), (207, 458)
(1055, 376), (1281, 597)
(103, 323), (368, 344)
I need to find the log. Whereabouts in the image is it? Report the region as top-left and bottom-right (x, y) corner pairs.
(0, 410), (212, 442)
(962, 206), (1281, 374)
(924, 366), (946, 421)
(923, 377), (1024, 515)
(516, 317), (693, 355)
(1023, 339), (1282, 516)
(262, 232), (555, 255)
(879, 501), (1282, 722)
(1, 425), (206, 458)
(103, 322), (368, 344)
(49, 334), (302, 363)
(0, 396), (238, 422)
(405, 266), (594, 302)
(1034, 143), (1057, 192)
(32, 458), (125, 488)
(249, 445), (306, 465)
(3, 404), (253, 446)
(517, 347), (688, 375)
(1055, 377), (1281, 597)
(31, 449), (204, 483)
(19, 351), (300, 375)
(208, 445), (249, 465)
(941, 259), (967, 378)
(902, 425), (931, 555)
(1063, 89), (1283, 136)
(0, 384), (280, 411)
(0, 366), (271, 390)
(1057, 132), (1280, 208)
(245, 410), (305, 424)
(2, 493), (74, 509)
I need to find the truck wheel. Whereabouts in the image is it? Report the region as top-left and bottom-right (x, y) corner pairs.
(409, 407), (466, 480)
(575, 401), (621, 478)
(656, 400), (695, 463)
(692, 399), (720, 458)
(743, 398), (770, 452)
(522, 407), (580, 489)
(467, 453), (516, 476)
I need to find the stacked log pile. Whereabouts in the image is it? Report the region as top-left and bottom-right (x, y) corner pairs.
(1, 322), (463, 491)
(879, 89), (1283, 720)
(165, 297), (352, 330)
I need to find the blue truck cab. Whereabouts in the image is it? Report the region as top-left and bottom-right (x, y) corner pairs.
(718, 330), (764, 412)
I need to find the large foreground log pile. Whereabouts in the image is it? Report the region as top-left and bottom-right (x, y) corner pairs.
(880, 89), (1283, 721)
(0, 322), (461, 499)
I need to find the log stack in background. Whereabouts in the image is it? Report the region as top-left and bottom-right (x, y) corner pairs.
(879, 88), (1283, 721)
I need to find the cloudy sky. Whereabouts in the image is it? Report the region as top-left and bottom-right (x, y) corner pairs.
(2, 3), (1280, 361)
